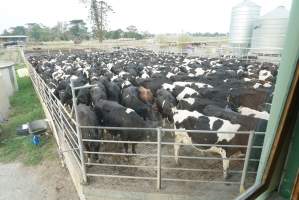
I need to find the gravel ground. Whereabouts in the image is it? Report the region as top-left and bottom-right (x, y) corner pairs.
(0, 158), (79, 200)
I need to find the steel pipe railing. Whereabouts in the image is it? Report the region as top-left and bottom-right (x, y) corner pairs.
(80, 125), (266, 135)
(84, 151), (157, 157)
(27, 62), (82, 174)
(85, 163), (157, 169)
(71, 79), (87, 184)
(86, 174), (157, 181)
(162, 178), (240, 185)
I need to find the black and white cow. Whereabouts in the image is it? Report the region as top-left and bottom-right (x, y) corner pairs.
(172, 108), (246, 179)
(27, 49), (277, 179)
(156, 88), (177, 123)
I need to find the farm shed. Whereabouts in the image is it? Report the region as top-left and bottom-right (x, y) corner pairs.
(0, 35), (27, 45)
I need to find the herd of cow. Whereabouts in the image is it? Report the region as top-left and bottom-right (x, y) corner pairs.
(28, 48), (278, 179)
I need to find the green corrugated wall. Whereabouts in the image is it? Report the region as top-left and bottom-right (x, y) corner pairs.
(279, 113), (299, 198)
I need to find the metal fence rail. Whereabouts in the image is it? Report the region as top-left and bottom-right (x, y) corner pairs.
(28, 62), (82, 169)
(27, 58), (266, 194)
(72, 82), (265, 192)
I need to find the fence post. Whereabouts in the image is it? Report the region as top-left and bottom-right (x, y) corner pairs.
(156, 127), (162, 190)
(58, 103), (66, 167)
(36, 74), (40, 93)
(58, 104), (65, 140)
(70, 79), (88, 184)
(240, 131), (255, 193)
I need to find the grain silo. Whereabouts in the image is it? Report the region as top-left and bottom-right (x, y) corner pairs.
(229, 0), (261, 56)
(250, 6), (289, 56)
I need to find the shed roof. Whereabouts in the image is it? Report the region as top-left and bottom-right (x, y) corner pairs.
(0, 35), (28, 39)
(0, 62), (15, 69)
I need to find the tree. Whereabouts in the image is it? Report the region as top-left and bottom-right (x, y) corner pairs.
(51, 22), (70, 41)
(126, 25), (137, 33)
(141, 31), (154, 38)
(68, 19), (88, 41)
(105, 29), (123, 39)
(1, 29), (10, 35)
(9, 26), (26, 35)
(123, 25), (144, 40)
(26, 23), (52, 41)
(26, 23), (43, 41)
(123, 31), (143, 40)
(88, 0), (113, 42)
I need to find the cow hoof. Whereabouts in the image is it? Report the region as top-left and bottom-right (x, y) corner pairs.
(240, 186), (245, 193)
(223, 173), (231, 181)
(175, 161), (181, 166)
(86, 164), (92, 169)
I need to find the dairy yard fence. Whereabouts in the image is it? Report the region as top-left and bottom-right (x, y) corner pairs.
(26, 60), (266, 193)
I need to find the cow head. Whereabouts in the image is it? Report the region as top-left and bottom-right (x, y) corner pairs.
(145, 103), (163, 123)
(138, 86), (154, 103)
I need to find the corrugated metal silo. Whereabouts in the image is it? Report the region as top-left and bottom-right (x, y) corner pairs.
(229, 0), (261, 55)
(250, 6), (289, 55)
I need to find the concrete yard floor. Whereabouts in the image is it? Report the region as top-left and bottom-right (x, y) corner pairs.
(0, 159), (79, 200)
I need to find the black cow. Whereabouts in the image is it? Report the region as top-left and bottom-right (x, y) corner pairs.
(121, 86), (153, 120)
(100, 78), (121, 102)
(229, 88), (271, 111)
(94, 100), (156, 153)
(138, 77), (172, 94)
(77, 104), (102, 162)
(53, 79), (68, 99)
(90, 81), (107, 105)
(61, 76), (87, 107)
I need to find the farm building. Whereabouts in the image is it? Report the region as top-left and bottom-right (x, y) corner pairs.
(0, 35), (27, 46)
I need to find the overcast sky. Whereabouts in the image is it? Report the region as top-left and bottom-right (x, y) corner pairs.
(0, 0), (292, 34)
